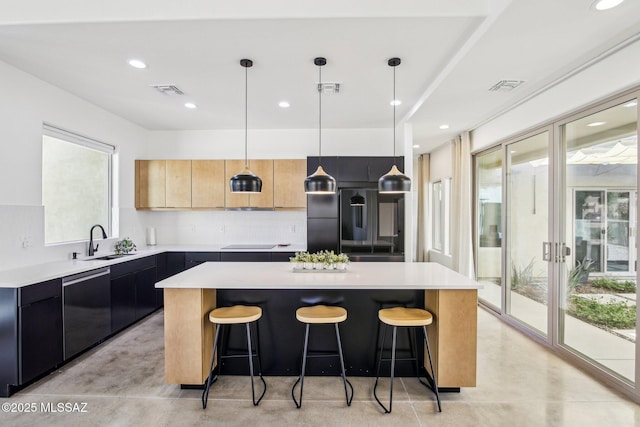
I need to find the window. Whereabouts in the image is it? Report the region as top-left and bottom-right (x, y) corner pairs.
(42, 125), (114, 244)
(431, 178), (451, 253)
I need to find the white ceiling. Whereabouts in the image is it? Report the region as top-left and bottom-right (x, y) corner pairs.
(0, 0), (639, 153)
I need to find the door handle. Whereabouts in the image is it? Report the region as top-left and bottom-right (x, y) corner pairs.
(542, 242), (551, 261)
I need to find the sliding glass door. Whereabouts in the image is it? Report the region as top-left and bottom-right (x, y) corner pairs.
(559, 98), (638, 383)
(473, 91), (639, 391)
(505, 131), (551, 336)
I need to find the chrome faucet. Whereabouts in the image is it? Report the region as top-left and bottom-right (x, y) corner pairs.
(88, 224), (108, 257)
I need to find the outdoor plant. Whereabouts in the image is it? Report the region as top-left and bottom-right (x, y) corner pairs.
(591, 277), (636, 293)
(511, 258), (535, 290)
(567, 258), (594, 294)
(569, 295), (636, 329)
(114, 237), (136, 255)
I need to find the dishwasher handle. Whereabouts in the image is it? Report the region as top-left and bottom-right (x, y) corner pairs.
(62, 267), (110, 287)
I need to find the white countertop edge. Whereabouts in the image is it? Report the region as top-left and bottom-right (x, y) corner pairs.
(0, 244), (306, 288)
(155, 262), (483, 290)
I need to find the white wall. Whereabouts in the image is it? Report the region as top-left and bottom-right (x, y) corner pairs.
(471, 39), (640, 151)
(145, 128), (393, 159)
(0, 59), (147, 270)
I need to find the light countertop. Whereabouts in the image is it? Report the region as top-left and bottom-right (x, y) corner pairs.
(0, 244), (306, 288)
(155, 262), (482, 291)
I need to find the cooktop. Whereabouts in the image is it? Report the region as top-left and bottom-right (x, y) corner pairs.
(221, 244), (277, 250)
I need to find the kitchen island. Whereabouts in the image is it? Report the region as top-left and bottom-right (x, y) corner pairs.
(156, 262), (481, 390)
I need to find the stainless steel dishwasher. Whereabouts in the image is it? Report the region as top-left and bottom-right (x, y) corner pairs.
(62, 267), (111, 359)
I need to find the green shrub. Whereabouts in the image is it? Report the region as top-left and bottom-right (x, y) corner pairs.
(590, 277), (636, 293)
(569, 296), (636, 329)
(511, 258), (535, 290)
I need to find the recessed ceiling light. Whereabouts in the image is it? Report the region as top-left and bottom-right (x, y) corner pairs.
(128, 59), (147, 69)
(390, 99), (402, 106)
(439, 124), (449, 130)
(184, 102), (197, 109)
(591, 0), (625, 11)
(623, 100), (637, 107)
(413, 144), (420, 148)
(587, 121), (606, 127)
(278, 101), (290, 108)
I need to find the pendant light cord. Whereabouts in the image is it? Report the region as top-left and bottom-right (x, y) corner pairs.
(393, 64), (396, 161)
(244, 63), (248, 167)
(318, 64), (322, 165)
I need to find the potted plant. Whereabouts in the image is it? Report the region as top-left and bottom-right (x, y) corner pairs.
(336, 253), (349, 270)
(290, 252), (305, 270)
(114, 237), (136, 255)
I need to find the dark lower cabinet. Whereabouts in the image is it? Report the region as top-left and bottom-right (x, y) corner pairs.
(110, 256), (159, 333)
(19, 279), (63, 384)
(135, 267), (158, 319)
(157, 252), (185, 281)
(110, 274), (136, 332)
(220, 252), (272, 262)
(185, 252), (221, 269)
(0, 279), (63, 397)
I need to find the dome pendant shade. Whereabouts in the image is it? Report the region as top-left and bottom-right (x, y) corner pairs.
(304, 165), (336, 194)
(230, 166), (262, 193)
(378, 164), (411, 193)
(350, 192), (365, 206)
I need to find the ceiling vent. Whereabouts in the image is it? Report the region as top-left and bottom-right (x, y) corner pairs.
(488, 80), (525, 92)
(317, 82), (341, 94)
(150, 84), (184, 96)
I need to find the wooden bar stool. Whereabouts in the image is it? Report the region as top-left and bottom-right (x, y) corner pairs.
(291, 305), (354, 408)
(202, 305), (267, 409)
(374, 307), (441, 413)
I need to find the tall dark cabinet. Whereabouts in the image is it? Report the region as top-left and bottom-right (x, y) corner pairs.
(306, 156), (404, 258)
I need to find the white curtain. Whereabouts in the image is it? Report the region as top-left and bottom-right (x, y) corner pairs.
(416, 154), (430, 262)
(451, 132), (475, 277)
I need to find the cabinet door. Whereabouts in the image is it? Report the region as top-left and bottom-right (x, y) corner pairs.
(136, 160), (166, 208)
(274, 159), (307, 209)
(166, 160), (192, 208)
(249, 159), (274, 208)
(192, 160), (225, 208)
(19, 295), (63, 383)
(135, 267), (158, 319)
(111, 274), (136, 332)
(225, 160), (250, 207)
(338, 157), (370, 182)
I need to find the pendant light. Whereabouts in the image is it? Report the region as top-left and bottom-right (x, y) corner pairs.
(378, 57), (411, 194)
(230, 59), (262, 193)
(350, 192), (365, 206)
(304, 57), (337, 194)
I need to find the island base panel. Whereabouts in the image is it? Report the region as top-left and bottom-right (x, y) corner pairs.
(164, 288), (217, 385)
(424, 289), (477, 388)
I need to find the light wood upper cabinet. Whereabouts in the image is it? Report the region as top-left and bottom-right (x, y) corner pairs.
(224, 160), (250, 208)
(192, 160), (225, 208)
(136, 160), (166, 208)
(136, 158), (304, 210)
(166, 160), (192, 208)
(274, 159), (307, 209)
(248, 160), (274, 208)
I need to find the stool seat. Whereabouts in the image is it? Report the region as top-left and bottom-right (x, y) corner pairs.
(209, 305), (262, 324)
(296, 305), (347, 324)
(378, 307), (433, 327)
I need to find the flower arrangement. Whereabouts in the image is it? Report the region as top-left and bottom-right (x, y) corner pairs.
(114, 237), (136, 255)
(290, 251), (349, 270)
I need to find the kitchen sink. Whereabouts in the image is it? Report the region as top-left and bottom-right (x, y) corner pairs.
(85, 254), (135, 261)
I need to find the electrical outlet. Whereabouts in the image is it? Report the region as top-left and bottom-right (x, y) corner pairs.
(21, 236), (32, 248)
(289, 225), (296, 233)
(218, 225), (225, 233)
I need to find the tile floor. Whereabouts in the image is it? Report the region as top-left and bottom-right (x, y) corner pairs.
(2, 308), (640, 426)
